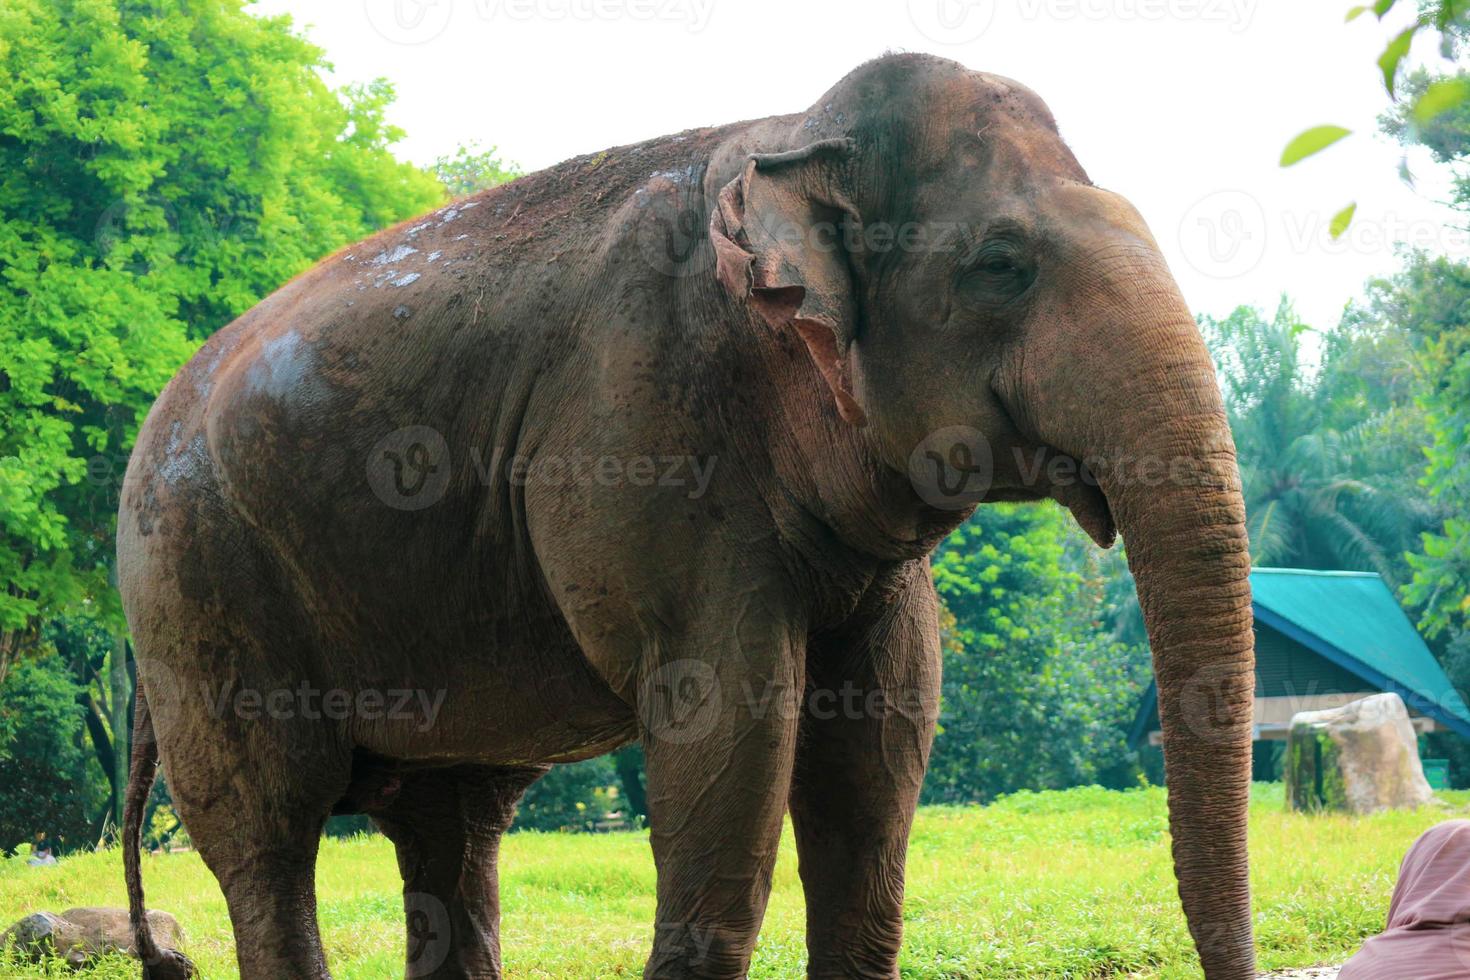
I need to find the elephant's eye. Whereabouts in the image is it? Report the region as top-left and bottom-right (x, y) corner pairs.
(959, 239), (1033, 301)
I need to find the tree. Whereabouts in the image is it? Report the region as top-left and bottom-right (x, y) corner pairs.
(922, 502), (1148, 804)
(1378, 84), (1470, 639)
(515, 755), (624, 833)
(433, 143), (523, 198)
(1202, 300), (1439, 584)
(1373, 256), (1470, 639)
(0, 648), (98, 854)
(1382, 67), (1470, 198)
(47, 615), (138, 840)
(0, 0), (446, 680)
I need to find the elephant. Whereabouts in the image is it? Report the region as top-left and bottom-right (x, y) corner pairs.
(117, 53), (1256, 980)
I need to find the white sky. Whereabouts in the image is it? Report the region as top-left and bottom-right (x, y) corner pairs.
(252, 0), (1470, 332)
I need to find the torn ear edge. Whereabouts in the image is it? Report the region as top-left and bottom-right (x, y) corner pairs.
(708, 143), (868, 427)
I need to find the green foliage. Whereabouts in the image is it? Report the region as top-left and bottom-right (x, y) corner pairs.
(1202, 299), (1439, 583)
(1414, 75), (1470, 124)
(1403, 309), (1470, 637)
(144, 802), (188, 851)
(0, 650), (93, 855)
(432, 143), (523, 198)
(0, 0), (445, 661)
(516, 756), (625, 832)
(1339, 254), (1470, 640)
(1374, 79), (1470, 641)
(1285, 1), (1470, 230)
(1425, 631), (1470, 784)
(1382, 67), (1470, 198)
(1384, 69), (1470, 165)
(923, 503), (1149, 804)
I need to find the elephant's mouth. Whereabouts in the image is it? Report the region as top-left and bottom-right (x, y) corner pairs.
(983, 444), (1118, 549)
(1049, 472), (1117, 549)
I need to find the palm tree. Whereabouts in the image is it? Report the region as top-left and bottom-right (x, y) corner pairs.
(1202, 300), (1440, 587)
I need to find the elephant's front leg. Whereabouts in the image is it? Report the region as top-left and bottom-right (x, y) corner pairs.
(639, 624), (804, 979)
(789, 562), (941, 980)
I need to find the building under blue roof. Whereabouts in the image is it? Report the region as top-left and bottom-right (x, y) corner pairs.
(1129, 568), (1470, 751)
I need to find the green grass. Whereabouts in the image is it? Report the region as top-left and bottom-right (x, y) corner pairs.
(1, 784), (1464, 978)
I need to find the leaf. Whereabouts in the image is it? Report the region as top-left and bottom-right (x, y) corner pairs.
(1398, 154), (1417, 187)
(1280, 125), (1353, 166)
(1346, 5), (1369, 20)
(1329, 202), (1357, 239)
(1378, 27), (1416, 96)
(1373, 0), (1398, 15)
(1436, 0), (1465, 30)
(1413, 77), (1470, 125)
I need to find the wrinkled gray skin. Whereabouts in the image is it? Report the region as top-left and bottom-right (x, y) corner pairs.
(118, 54), (1256, 979)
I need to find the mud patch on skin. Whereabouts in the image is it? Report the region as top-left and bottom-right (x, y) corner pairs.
(191, 329), (243, 398)
(160, 433), (208, 487)
(372, 245), (419, 266)
(244, 330), (328, 412)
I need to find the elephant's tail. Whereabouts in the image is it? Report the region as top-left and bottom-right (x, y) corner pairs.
(124, 682), (196, 980)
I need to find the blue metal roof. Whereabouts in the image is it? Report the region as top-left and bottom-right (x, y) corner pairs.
(1128, 568), (1470, 746)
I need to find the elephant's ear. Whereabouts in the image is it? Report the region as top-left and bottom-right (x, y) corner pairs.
(709, 137), (866, 427)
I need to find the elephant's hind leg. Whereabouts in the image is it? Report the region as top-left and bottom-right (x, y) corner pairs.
(159, 695), (349, 980)
(372, 764), (547, 979)
(202, 806), (337, 979)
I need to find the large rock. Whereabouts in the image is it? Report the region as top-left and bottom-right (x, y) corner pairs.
(1286, 692), (1435, 814)
(1, 906), (183, 968)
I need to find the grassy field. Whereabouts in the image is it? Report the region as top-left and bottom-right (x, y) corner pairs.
(1, 783), (1463, 978)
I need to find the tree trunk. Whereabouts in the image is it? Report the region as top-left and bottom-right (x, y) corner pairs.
(613, 745), (648, 823)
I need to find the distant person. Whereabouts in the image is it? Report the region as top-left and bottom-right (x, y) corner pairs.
(1338, 820), (1470, 980)
(26, 831), (56, 867)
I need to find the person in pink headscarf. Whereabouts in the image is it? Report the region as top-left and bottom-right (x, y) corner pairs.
(1338, 820), (1470, 980)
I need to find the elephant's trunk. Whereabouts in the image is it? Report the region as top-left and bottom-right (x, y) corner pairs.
(1106, 435), (1255, 979)
(1027, 239), (1256, 978)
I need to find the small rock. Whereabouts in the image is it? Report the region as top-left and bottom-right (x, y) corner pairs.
(1286, 693), (1434, 815)
(1, 906), (183, 967)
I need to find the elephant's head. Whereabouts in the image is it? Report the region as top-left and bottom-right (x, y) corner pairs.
(710, 54), (1255, 979)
